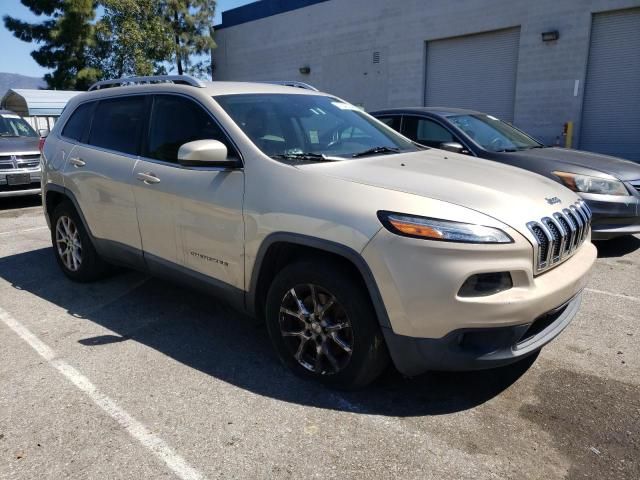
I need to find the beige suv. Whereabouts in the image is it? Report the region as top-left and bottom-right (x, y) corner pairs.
(41, 75), (596, 388)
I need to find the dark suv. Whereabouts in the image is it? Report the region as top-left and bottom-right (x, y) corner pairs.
(372, 107), (640, 240)
(0, 110), (42, 198)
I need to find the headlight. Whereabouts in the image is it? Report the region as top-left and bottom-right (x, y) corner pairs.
(553, 171), (628, 196)
(377, 211), (513, 243)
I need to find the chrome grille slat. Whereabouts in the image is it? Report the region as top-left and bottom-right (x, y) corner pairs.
(553, 212), (573, 255)
(528, 201), (592, 275)
(569, 206), (585, 246)
(575, 204), (590, 242)
(0, 154), (41, 171)
(543, 217), (563, 262)
(539, 222), (555, 267)
(563, 208), (579, 251)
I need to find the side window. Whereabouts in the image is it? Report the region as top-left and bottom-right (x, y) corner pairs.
(62, 102), (95, 142)
(88, 96), (146, 155)
(377, 116), (401, 132)
(403, 117), (455, 147)
(146, 95), (238, 163)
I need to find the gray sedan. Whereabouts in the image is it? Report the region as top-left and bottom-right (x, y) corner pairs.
(371, 107), (640, 240)
(0, 110), (42, 198)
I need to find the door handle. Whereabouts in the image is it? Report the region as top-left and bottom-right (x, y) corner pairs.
(136, 172), (161, 184)
(69, 157), (86, 167)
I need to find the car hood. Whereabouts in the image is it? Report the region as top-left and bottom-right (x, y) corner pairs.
(505, 147), (640, 182)
(0, 136), (40, 154)
(304, 150), (581, 232)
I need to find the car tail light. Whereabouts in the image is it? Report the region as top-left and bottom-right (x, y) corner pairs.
(38, 136), (46, 153)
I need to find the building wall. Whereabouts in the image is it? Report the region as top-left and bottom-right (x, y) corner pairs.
(213, 0), (639, 147)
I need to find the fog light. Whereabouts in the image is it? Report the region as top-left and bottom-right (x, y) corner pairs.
(458, 272), (513, 297)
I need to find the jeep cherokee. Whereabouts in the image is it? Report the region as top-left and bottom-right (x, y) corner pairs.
(41, 76), (597, 388)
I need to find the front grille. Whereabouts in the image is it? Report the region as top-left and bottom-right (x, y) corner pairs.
(630, 180), (640, 194)
(0, 153), (41, 171)
(527, 200), (592, 275)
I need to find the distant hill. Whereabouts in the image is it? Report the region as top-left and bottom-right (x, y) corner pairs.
(0, 72), (46, 99)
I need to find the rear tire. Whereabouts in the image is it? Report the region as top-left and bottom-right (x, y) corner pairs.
(265, 260), (389, 389)
(51, 200), (108, 282)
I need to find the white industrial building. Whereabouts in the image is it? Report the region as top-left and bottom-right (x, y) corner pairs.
(213, 0), (640, 161)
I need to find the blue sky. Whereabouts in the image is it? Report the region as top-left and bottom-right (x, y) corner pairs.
(0, 0), (253, 78)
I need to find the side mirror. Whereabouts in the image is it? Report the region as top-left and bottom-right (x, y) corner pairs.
(439, 142), (466, 154)
(38, 128), (50, 138)
(177, 140), (240, 168)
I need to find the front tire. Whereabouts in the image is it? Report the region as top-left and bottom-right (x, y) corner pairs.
(265, 260), (389, 389)
(51, 201), (108, 282)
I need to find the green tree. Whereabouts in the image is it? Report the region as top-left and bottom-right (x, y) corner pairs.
(3, 0), (100, 90)
(161, 0), (216, 77)
(93, 0), (173, 78)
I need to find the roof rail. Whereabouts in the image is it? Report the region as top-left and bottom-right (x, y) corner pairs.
(260, 81), (319, 91)
(88, 75), (207, 91)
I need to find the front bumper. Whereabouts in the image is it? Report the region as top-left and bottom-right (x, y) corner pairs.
(0, 169), (41, 198)
(362, 227), (596, 376)
(382, 292), (582, 375)
(581, 192), (640, 240)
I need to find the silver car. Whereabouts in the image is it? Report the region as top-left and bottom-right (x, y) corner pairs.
(0, 110), (42, 198)
(41, 76), (596, 389)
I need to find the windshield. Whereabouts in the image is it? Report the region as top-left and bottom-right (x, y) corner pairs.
(0, 113), (38, 138)
(448, 114), (542, 152)
(215, 94), (417, 160)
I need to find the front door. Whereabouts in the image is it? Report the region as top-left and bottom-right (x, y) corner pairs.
(133, 94), (245, 289)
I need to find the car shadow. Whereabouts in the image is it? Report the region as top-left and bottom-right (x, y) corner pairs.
(0, 195), (41, 212)
(594, 235), (640, 258)
(0, 246), (536, 417)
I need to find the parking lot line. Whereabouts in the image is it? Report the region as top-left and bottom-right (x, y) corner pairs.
(0, 305), (207, 480)
(0, 226), (48, 236)
(585, 287), (640, 304)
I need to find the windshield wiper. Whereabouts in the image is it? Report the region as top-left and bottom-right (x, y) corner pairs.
(0, 133), (18, 137)
(495, 148), (518, 152)
(352, 146), (401, 158)
(271, 153), (340, 162)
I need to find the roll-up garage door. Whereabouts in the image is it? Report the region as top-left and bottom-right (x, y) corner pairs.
(580, 8), (640, 161)
(425, 27), (520, 122)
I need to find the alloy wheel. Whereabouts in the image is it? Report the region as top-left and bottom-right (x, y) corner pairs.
(279, 284), (354, 375)
(55, 215), (82, 272)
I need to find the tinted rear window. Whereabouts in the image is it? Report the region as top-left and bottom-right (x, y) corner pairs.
(62, 102), (94, 141)
(377, 116), (401, 132)
(88, 96), (146, 155)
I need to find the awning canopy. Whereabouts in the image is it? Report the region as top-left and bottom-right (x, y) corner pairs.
(1, 89), (80, 116)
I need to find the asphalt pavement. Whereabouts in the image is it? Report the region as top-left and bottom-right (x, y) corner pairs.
(0, 196), (638, 479)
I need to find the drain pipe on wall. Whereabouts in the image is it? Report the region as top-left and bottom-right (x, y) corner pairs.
(563, 121), (574, 149)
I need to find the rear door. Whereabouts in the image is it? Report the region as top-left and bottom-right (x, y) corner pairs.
(133, 94), (245, 289)
(62, 96), (145, 263)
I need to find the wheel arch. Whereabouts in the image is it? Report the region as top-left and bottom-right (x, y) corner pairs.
(44, 184), (94, 240)
(247, 233), (391, 329)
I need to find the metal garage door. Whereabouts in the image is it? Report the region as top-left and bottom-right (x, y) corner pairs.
(425, 27), (520, 122)
(581, 8), (640, 161)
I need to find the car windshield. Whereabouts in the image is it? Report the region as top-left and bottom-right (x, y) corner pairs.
(448, 114), (542, 152)
(215, 94), (417, 161)
(0, 113), (38, 138)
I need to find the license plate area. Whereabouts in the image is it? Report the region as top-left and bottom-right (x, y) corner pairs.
(7, 173), (31, 186)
